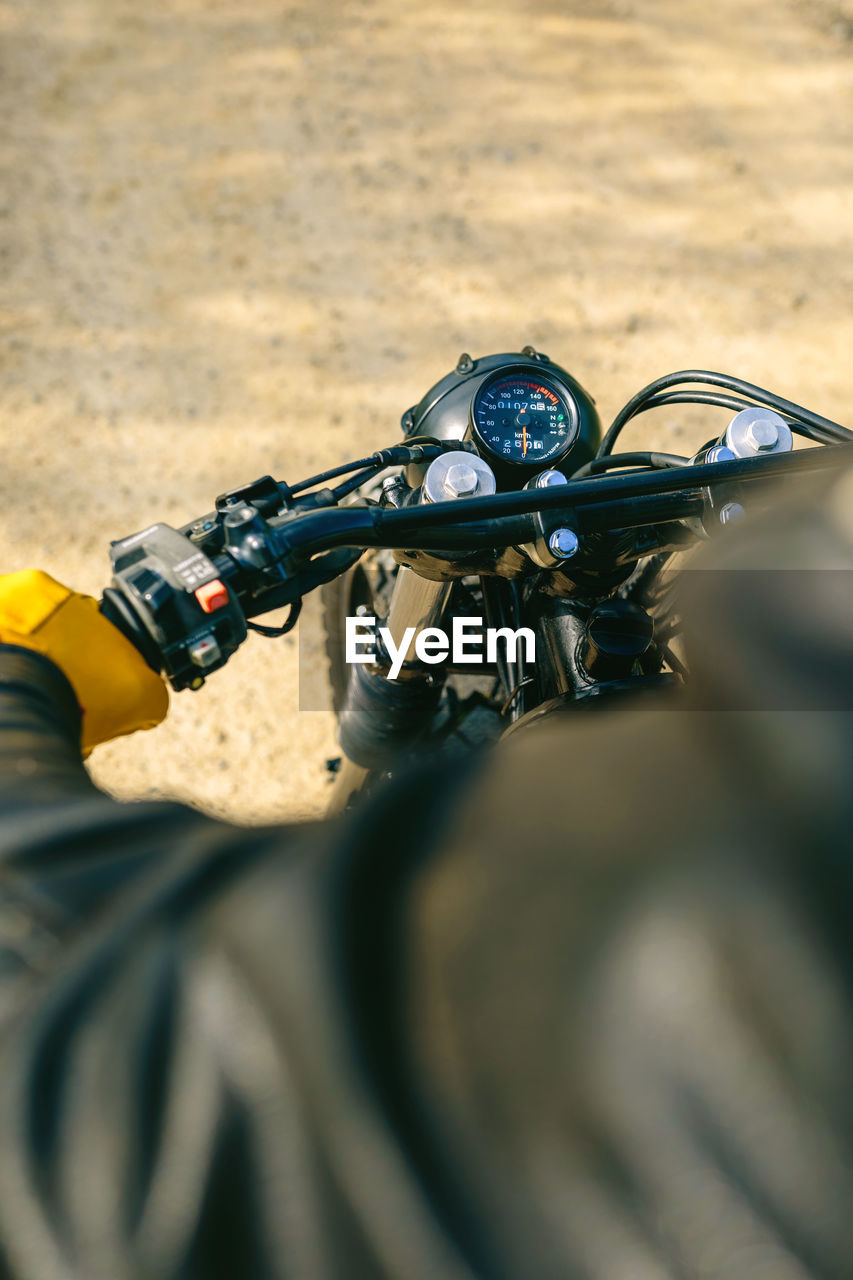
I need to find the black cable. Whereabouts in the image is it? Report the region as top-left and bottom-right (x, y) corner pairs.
(246, 598), (302, 637)
(641, 390), (767, 417)
(632, 390), (830, 446)
(572, 451), (689, 479)
(290, 438), (467, 495)
(330, 466), (385, 501)
(291, 456), (380, 494)
(599, 370), (852, 457)
(480, 576), (518, 704)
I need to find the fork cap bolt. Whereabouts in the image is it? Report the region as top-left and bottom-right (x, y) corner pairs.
(746, 419), (779, 451)
(444, 462), (479, 496)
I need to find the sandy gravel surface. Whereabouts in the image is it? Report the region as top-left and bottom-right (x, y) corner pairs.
(1, 0), (851, 823)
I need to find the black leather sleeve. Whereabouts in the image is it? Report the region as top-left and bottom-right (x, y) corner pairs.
(0, 646), (212, 989)
(0, 645), (488, 1280)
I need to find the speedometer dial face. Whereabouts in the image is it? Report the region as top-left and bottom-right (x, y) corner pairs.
(470, 369), (578, 467)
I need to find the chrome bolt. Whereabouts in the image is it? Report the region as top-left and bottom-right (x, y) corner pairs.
(423, 450), (496, 504)
(535, 469), (568, 488)
(745, 418), (779, 452)
(724, 408), (792, 458)
(444, 462), (479, 497)
(705, 445), (736, 464)
(719, 502), (746, 525)
(549, 527), (579, 558)
(381, 474), (408, 507)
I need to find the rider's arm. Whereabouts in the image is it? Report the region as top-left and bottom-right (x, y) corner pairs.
(0, 575), (479, 1279)
(0, 572), (201, 973)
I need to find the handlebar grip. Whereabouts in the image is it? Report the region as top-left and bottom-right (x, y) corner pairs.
(100, 588), (163, 673)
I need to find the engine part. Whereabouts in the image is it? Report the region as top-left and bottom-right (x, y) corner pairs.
(581, 601), (655, 680)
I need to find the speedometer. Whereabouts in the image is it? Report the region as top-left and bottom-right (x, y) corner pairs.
(470, 367), (579, 467)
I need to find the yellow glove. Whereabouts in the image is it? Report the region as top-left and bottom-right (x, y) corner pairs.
(0, 570), (169, 753)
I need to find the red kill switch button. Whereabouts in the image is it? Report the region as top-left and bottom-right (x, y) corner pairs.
(195, 579), (229, 613)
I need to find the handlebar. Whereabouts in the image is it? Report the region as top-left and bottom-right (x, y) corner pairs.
(102, 438), (853, 691)
(272, 444), (850, 563)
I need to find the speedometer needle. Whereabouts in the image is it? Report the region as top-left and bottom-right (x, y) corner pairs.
(522, 417), (528, 457)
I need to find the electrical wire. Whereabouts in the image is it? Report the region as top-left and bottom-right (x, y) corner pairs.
(631, 391), (832, 446)
(572, 451), (689, 479)
(246, 598), (302, 637)
(291, 456), (381, 494)
(290, 437), (466, 495)
(599, 370), (852, 457)
(330, 466), (385, 500)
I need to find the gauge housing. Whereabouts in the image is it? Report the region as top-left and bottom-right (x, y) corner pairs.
(401, 348), (601, 486)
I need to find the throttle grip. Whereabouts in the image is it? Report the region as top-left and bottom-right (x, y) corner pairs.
(100, 589), (163, 673)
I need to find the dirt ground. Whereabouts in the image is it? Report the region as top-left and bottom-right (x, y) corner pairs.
(1, 0), (851, 823)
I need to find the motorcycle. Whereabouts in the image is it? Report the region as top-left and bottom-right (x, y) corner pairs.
(99, 347), (852, 810)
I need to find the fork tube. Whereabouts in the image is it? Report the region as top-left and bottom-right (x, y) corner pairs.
(384, 566), (452, 663)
